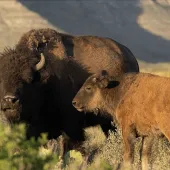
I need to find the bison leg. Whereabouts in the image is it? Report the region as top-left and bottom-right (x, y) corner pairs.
(141, 136), (153, 170)
(122, 125), (136, 169)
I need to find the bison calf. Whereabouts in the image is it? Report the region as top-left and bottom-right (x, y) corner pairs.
(72, 71), (170, 169)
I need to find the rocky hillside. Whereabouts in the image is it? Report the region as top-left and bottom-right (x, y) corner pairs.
(0, 0), (170, 72)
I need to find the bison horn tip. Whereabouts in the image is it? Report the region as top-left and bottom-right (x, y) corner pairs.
(35, 53), (45, 71)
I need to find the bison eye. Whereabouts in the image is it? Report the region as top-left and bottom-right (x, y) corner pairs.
(85, 86), (92, 92)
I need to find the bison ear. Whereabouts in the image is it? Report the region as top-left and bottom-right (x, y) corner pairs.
(97, 70), (119, 89)
(98, 78), (120, 89)
(98, 78), (109, 89)
(97, 70), (110, 88)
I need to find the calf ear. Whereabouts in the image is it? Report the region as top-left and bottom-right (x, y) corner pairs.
(97, 70), (110, 88)
(98, 79), (119, 89)
(98, 78), (109, 88)
(97, 70), (119, 89)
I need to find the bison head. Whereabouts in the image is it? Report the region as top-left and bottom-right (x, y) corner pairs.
(72, 70), (119, 114)
(0, 48), (48, 123)
(16, 28), (67, 61)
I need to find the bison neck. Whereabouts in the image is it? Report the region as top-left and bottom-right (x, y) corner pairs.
(100, 73), (138, 118)
(99, 87), (122, 117)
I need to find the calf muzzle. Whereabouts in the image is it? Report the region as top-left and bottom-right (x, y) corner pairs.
(72, 100), (77, 107)
(72, 100), (84, 112)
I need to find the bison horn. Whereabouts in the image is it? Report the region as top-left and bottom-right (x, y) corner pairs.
(35, 53), (45, 71)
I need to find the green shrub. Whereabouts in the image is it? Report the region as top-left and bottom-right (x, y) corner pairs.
(0, 123), (58, 170)
(0, 122), (169, 170)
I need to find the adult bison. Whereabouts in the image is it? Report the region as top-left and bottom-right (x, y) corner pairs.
(0, 28), (139, 143)
(0, 48), (61, 138)
(72, 71), (170, 169)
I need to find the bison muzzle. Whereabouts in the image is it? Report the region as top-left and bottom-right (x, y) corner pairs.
(1, 95), (20, 121)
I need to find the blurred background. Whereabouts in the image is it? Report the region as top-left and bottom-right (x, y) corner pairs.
(0, 0), (170, 73)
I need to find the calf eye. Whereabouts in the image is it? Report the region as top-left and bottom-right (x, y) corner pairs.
(85, 86), (92, 92)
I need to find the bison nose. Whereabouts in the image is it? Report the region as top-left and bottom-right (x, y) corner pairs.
(72, 100), (77, 107)
(4, 95), (19, 104)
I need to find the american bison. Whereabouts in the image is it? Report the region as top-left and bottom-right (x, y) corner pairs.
(0, 28), (139, 144)
(72, 71), (170, 169)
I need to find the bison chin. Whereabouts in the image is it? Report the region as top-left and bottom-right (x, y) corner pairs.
(72, 100), (100, 114)
(75, 106), (100, 116)
(76, 107), (85, 112)
(4, 109), (21, 122)
(0, 97), (21, 122)
(0, 102), (21, 122)
(93, 108), (100, 115)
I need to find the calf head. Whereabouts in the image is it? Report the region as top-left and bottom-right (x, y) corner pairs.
(72, 70), (113, 113)
(0, 48), (48, 123)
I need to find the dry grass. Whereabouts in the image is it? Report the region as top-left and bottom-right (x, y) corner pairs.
(49, 125), (170, 170)
(79, 125), (170, 170)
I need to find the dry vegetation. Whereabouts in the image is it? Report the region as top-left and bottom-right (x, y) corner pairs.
(50, 123), (170, 170)
(80, 125), (170, 170)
